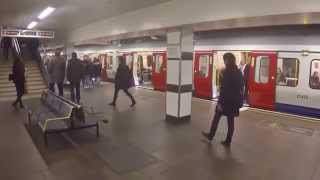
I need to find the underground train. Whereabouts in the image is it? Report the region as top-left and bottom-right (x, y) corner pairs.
(92, 27), (320, 119)
(96, 49), (320, 119)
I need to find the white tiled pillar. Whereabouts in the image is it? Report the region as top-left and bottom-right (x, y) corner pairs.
(64, 42), (74, 59)
(166, 26), (194, 121)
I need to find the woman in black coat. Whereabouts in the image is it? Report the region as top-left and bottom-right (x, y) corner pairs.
(109, 56), (136, 107)
(11, 57), (26, 108)
(202, 53), (244, 146)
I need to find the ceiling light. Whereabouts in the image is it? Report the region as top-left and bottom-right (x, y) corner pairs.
(38, 7), (55, 20)
(150, 36), (159, 40)
(27, 21), (38, 29)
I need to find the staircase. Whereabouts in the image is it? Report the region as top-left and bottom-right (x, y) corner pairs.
(0, 60), (47, 101)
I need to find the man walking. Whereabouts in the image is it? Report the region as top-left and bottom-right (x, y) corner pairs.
(67, 52), (84, 103)
(48, 51), (66, 96)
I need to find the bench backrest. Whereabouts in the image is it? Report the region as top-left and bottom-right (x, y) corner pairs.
(41, 91), (74, 118)
(46, 91), (86, 123)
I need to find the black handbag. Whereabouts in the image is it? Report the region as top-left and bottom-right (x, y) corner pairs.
(8, 74), (14, 81)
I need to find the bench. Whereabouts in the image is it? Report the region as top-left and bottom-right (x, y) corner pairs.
(28, 90), (101, 145)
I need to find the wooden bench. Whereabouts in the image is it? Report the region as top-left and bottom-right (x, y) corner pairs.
(28, 91), (101, 145)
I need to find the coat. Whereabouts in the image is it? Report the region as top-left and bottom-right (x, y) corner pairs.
(48, 56), (66, 83)
(115, 64), (133, 89)
(67, 58), (84, 83)
(218, 67), (244, 117)
(12, 60), (26, 95)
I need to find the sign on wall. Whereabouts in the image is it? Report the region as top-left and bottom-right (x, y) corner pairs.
(1, 28), (54, 39)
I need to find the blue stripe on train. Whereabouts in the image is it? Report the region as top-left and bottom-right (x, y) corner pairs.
(275, 103), (320, 119)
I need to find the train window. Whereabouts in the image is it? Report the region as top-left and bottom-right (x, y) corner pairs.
(276, 58), (299, 87)
(155, 55), (163, 73)
(107, 56), (113, 70)
(147, 55), (153, 67)
(310, 59), (320, 90)
(199, 55), (209, 78)
(254, 56), (269, 84)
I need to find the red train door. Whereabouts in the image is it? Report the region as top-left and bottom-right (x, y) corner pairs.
(194, 51), (213, 99)
(152, 52), (167, 91)
(248, 52), (277, 110)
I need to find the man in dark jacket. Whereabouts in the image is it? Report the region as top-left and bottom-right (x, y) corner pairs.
(48, 51), (66, 96)
(202, 53), (244, 146)
(67, 52), (84, 103)
(109, 56), (136, 107)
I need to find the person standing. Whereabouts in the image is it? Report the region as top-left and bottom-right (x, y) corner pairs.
(67, 52), (84, 103)
(11, 56), (26, 108)
(48, 51), (66, 96)
(202, 53), (244, 147)
(242, 60), (250, 104)
(109, 56), (136, 107)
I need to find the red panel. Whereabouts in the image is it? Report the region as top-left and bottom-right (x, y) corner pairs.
(152, 52), (167, 91)
(248, 52), (277, 110)
(194, 51), (213, 99)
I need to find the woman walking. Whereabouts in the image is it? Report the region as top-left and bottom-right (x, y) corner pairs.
(109, 56), (136, 107)
(11, 57), (26, 108)
(202, 53), (244, 146)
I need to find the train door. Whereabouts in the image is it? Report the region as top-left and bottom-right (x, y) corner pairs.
(248, 52), (277, 110)
(152, 52), (167, 91)
(99, 54), (108, 81)
(213, 51), (250, 98)
(106, 55), (116, 81)
(194, 51), (213, 99)
(123, 53), (134, 85)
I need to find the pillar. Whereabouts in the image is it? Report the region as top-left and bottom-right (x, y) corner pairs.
(166, 26), (194, 121)
(64, 42), (74, 60)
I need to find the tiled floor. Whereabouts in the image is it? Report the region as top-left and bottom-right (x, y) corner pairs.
(1, 83), (320, 180)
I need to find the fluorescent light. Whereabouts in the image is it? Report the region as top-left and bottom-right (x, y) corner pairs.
(38, 7), (55, 20)
(27, 21), (38, 29)
(150, 36), (159, 40)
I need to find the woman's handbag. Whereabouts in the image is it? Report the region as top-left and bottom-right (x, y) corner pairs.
(8, 74), (14, 81)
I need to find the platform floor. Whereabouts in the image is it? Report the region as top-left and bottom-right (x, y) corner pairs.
(1, 83), (320, 180)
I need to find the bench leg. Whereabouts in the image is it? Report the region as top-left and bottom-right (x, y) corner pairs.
(28, 112), (31, 128)
(44, 132), (48, 146)
(96, 123), (100, 137)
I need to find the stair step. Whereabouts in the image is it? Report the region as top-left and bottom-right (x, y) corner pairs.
(0, 89), (47, 97)
(0, 84), (47, 93)
(0, 94), (43, 101)
(0, 81), (46, 88)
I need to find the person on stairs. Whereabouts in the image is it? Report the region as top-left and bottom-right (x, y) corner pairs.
(109, 56), (136, 107)
(11, 56), (26, 108)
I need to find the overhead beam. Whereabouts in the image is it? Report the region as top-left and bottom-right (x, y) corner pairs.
(1, 28), (54, 39)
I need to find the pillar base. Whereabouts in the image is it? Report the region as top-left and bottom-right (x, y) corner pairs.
(166, 115), (191, 121)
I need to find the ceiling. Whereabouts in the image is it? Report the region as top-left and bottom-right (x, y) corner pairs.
(0, 0), (170, 38)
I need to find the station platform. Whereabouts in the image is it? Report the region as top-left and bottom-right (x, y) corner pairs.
(1, 83), (320, 180)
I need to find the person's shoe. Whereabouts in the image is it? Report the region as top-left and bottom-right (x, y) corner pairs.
(130, 102), (136, 107)
(20, 104), (25, 109)
(201, 131), (212, 143)
(221, 140), (231, 147)
(12, 103), (17, 108)
(109, 102), (116, 106)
